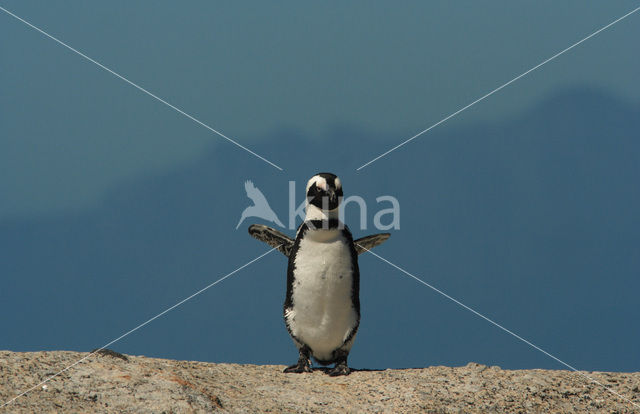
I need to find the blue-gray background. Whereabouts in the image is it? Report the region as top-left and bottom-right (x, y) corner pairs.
(1, 1), (639, 372)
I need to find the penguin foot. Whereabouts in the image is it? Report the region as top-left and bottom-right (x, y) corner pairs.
(328, 363), (351, 376)
(283, 362), (313, 373)
(283, 346), (312, 374)
(327, 350), (350, 376)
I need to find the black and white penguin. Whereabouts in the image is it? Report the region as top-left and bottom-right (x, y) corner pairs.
(283, 172), (360, 376)
(247, 173), (391, 375)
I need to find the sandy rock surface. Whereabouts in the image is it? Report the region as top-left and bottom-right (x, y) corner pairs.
(1, 350), (639, 413)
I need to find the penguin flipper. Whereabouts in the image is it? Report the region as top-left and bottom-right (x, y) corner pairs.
(354, 233), (390, 255)
(248, 224), (294, 257)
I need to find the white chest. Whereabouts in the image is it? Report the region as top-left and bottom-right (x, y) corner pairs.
(287, 229), (358, 359)
(294, 231), (353, 284)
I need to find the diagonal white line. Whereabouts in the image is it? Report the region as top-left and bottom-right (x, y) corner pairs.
(0, 246), (279, 408)
(356, 244), (640, 410)
(0, 6), (283, 171)
(356, 5), (640, 171)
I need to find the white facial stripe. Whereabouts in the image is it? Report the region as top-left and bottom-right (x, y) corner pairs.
(334, 177), (341, 190)
(306, 176), (328, 192)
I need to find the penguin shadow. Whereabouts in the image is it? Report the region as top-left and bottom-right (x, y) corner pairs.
(306, 367), (386, 375)
(350, 367), (386, 372)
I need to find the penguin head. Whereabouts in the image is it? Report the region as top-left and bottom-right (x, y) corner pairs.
(306, 172), (343, 211)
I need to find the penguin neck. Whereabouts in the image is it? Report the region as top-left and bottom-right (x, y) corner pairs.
(304, 203), (339, 222)
(303, 204), (342, 238)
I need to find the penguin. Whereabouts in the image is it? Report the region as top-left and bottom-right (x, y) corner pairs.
(282, 172), (358, 376)
(247, 172), (390, 376)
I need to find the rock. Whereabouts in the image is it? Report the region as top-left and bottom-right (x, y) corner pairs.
(1, 350), (639, 413)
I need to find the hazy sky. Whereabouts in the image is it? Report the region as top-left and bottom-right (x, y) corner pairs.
(1, 1), (639, 217)
(1, 1), (639, 378)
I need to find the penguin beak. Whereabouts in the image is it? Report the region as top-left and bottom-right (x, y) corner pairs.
(307, 187), (340, 211)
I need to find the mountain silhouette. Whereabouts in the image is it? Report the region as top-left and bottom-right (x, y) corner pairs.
(1, 87), (638, 372)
